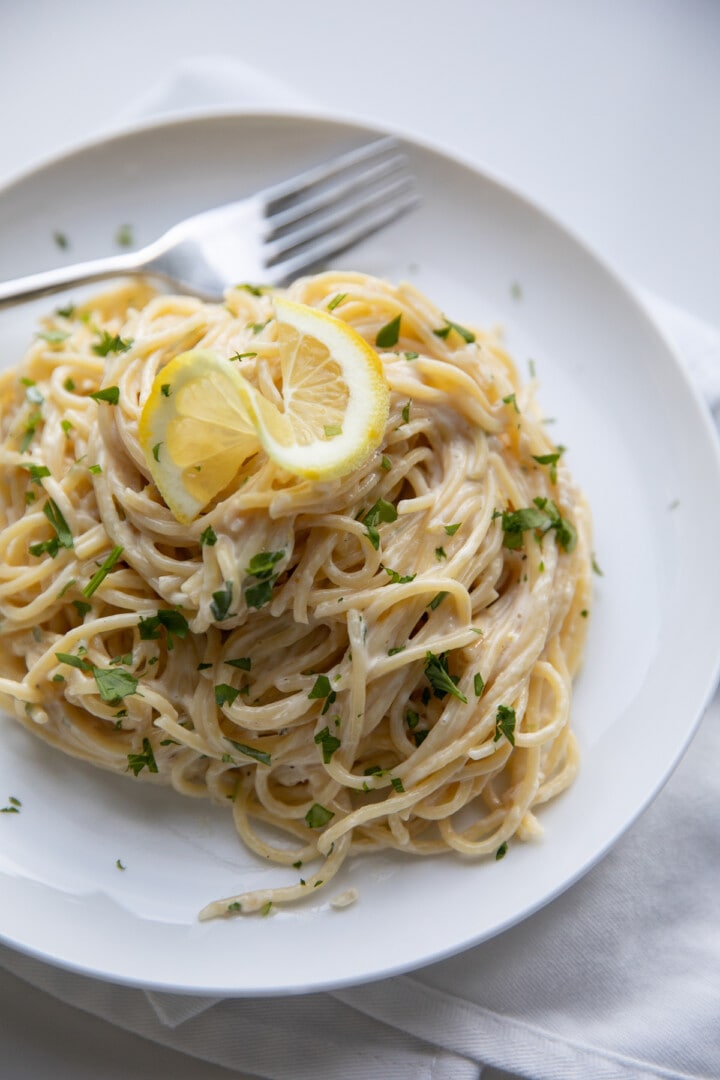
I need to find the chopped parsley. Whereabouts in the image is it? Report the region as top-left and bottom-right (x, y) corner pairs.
(308, 674), (337, 715)
(83, 545), (123, 597)
(474, 672), (485, 697)
(433, 317), (475, 344)
(435, 546), (447, 561)
(225, 657), (251, 671)
(592, 554), (603, 576)
(510, 282), (523, 301)
(20, 463), (50, 484)
(226, 738), (272, 766)
(496, 498), (576, 553)
(94, 667), (138, 703)
(496, 842), (508, 860)
(390, 776), (405, 793)
(115, 224), (133, 247)
(239, 283), (269, 297)
(20, 411), (42, 453)
(37, 330), (69, 346)
(424, 651), (467, 703)
(383, 566), (415, 584)
(248, 319), (270, 335)
(42, 498), (73, 549)
(127, 738), (158, 776)
(532, 447), (564, 484)
(53, 231), (69, 250)
(1, 796), (21, 814)
(72, 599), (92, 619)
(199, 526), (217, 546)
(92, 331), (133, 357)
(375, 314), (402, 348)
(116, 858), (127, 870)
(404, 351), (419, 360)
(327, 293), (347, 311)
(29, 538), (59, 559)
(401, 400), (411, 423)
(362, 498), (397, 550)
(89, 385), (120, 405)
(138, 608), (189, 647)
(210, 581), (234, 621)
(215, 683), (240, 707)
(314, 726), (341, 763)
(305, 803), (334, 829)
(493, 705), (516, 746)
(380, 455), (392, 471)
(244, 550), (285, 609)
(428, 591), (448, 610)
(229, 351), (258, 362)
(502, 392), (519, 413)
(444, 523), (461, 535)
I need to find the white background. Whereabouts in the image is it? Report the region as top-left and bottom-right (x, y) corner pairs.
(1, 1), (718, 1076)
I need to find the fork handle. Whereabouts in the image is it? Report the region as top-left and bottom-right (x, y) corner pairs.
(0, 251), (145, 309)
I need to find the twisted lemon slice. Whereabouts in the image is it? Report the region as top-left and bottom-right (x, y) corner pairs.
(138, 297), (390, 523)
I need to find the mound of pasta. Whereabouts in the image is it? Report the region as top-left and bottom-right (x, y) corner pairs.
(0, 272), (592, 917)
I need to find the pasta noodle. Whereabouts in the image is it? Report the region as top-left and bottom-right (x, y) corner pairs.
(0, 272), (592, 916)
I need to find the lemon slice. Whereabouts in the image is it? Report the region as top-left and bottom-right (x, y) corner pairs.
(138, 299), (390, 523)
(236, 297), (389, 482)
(138, 349), (258, 523)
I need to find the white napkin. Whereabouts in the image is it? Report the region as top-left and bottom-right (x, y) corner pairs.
(1, 57), (719, 1080)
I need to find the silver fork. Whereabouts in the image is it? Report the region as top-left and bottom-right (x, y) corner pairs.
(0, 138), (418, 309)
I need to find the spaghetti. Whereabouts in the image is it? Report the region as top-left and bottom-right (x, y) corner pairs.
(0, 272), (592, 916)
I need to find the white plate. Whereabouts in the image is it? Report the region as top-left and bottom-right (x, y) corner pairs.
(1, 111), (719, 996)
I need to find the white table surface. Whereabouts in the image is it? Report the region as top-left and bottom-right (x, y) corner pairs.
(1, 1), (719, 1076)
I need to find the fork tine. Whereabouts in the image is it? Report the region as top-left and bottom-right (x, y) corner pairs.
(261, 137), (402, 212)
(264, 153), (409, 238)
(265, 173), (417, 265)
(267, 185), (421, 284)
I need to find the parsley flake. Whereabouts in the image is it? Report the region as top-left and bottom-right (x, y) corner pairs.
(433, 317), (476, 344)
(215, 683), (240, 707)
(90, 385), (120, 405)
(115, 224), (133, 247)
(127, 738), (158, 776)
(494, 705), (516, 746)
(83, 545), (123, 597)
(305, 803), (334, 829)
(42, 498), (73, 549)
(308, 674), (337, 715)
(424, 651), (467, 703)
(383, 566), (416, 584)
(375, 314), (401, 348)
(314, 726), (341, 763)
(362, 498), (397, 550)
(210, 581), (234, 621)
(92, 332), (132, 357)
(327, 293), (347, 311)
(532, 447), (564, 484)
(225, 656), (251, 671)
(226, 738), (272, 766)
